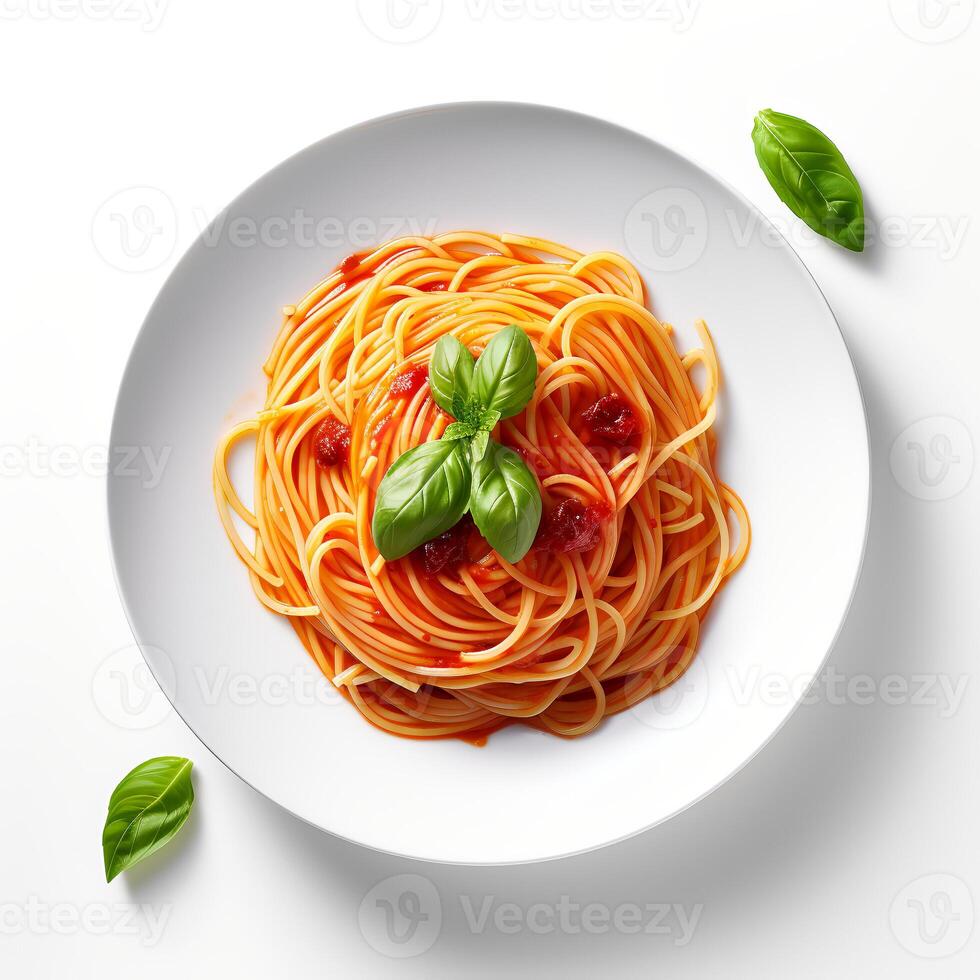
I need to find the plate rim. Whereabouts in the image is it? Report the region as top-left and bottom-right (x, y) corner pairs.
(107, 100), (872, 865)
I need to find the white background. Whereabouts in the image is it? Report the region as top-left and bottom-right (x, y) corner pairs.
(1, 0), (978, 976)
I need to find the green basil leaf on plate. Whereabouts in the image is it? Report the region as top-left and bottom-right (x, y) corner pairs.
(428, 335), (475, 415)
(473, 325), (538, 419)
(372, 439), (472, 559)
(751, 108), (865, 252)
(102, 757), (194, 883)
(470, 442), (542, 563)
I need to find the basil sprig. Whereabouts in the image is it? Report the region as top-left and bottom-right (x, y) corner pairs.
(102, 757), (194, 882)
(751, 108), (865, 252)
(372, 324), (543, 562)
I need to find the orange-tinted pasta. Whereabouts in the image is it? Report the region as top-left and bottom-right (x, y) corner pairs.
(214, 232), (749, 741)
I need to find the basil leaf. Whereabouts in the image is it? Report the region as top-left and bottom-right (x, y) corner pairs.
(372, 439), (472, 559)
(429, 335), (475, 415)
(752, 108), (864, 252)
(473, 325), (538, 418)
(443, 421), (475, 441)
(470, 429), (490, 465)
(102, 757), (194, 882)
(477, 408), (501, 432)
(470, 442), (542, 563)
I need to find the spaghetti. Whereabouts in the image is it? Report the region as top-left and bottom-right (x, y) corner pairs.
(214, 232), (749, 741)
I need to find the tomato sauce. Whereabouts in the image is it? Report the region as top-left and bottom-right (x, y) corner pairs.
(412, 515), (490, 577)
(312, 417), (351, 467)
(535, 498), (611, 553)
(370, 411), (395, 447)
(581, 393), (641, 446)
(337, 252), (363, 276)
(389, 363), (429, 400)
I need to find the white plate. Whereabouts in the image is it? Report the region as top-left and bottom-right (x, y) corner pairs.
(108, 103), (869, 864)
